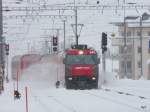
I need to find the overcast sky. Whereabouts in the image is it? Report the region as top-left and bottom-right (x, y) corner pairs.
(3, 0), (150, 55)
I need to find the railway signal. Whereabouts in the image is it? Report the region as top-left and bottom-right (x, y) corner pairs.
(101, 32), (107, 54)
(14, 90), (21, 99)
(53, 47), (57, 52)
(52, 36), (58, 52)
(52, 36), (58, 46)
(102, 32), (107, 46)
(5, 44), (9, 55)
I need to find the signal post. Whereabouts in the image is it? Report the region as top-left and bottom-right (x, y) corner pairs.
(101, 32), (107, 85)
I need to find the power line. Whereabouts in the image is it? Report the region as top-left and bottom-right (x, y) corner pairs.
(3, 4), (150, 12)
(3, 15), (74, 19)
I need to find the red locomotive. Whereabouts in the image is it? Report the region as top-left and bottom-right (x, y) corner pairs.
(63, 45), (100, 89)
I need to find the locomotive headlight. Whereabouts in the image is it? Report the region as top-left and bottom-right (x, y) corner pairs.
(92, 77), (96, 80)
(78, 50), (83, 55)
(68, 77), (72, 80)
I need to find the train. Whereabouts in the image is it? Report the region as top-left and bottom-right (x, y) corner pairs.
(63, 45), (100, 89)
(11, 54), (42, 80)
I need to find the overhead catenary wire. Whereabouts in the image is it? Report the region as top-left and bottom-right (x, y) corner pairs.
(3, 4), (150, 12)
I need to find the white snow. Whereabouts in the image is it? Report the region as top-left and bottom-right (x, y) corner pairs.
(1, 0), (150, 112)
(1, 54), (150, 112)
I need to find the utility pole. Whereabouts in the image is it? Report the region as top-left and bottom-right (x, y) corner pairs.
(0, 0), (3, 66)
(0, 0), (4, 92)
(140, 17), (143, 77)
(63, 20), (66, 50)
(102, 52), (106, 72)
(75, 7), (78, 46)
(123, 0), (127, 78)
(74, 0), (78, 46)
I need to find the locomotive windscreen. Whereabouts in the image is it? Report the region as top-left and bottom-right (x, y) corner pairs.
(65, 55), (97, 65)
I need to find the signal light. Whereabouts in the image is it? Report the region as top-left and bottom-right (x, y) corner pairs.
(101, 32), (107, 54)
(5, 44), (9, 51)
(52, 36), (58, 46)
(5, 44), (9, 55)
(102, 32), (107, 46)
(102, 46), (107, 54)
(53, 47), (57, 52)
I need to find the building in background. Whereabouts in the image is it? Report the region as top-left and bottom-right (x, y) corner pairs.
(111, 21), (150, 80)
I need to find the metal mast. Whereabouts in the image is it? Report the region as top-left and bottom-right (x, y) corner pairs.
(0, 0), (4, 66)
(74, 0), (78, 46)
(0, 0), (4, 93)
(63, 20), (66, 50)
(75, 7), (78, 46)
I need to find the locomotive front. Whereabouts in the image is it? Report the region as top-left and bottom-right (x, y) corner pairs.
(63, 45), (100, 89)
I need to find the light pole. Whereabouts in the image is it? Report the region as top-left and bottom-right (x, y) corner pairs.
(73, 0), (78, 46)
(63, 20), (66, 51)
(0, 0), (3, 68)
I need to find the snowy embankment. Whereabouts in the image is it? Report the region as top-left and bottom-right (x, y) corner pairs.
(1, 54), (150, 112)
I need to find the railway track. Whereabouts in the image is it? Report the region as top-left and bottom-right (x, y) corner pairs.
(80, 89), (148, 112)
(31, 94), (77, 112)
(29, 87), (149, 112)
(101, 87), (150, 100)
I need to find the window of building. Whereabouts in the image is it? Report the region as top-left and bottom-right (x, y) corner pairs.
(126, 45), (132, 53)
(127, 38), (131, 43)
(127, 61), (132, 73)
(148, 40), (150, 53)
(148, 31), (150, 36)
(138, 61), (141, 68)
(148, 48), (150, 53)
(121, 61), (125, 68)
(138, 47), (141, 53)
(137, 31), (141, 36)
(120, 31), (124, 36)
(127, 31), (131, 37)
(119, 46), (124, 53)
(148, 64), (150, 79)
(121, 61), (125, 73)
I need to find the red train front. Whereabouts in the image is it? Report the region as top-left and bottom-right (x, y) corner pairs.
(63, 45), (100, 89)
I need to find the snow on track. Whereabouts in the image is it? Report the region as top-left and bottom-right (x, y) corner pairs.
(27, 88), (149, 112)
(1, 54), (150, 112)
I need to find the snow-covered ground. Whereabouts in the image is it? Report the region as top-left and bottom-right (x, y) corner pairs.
(1, 54), (150, 112)
(2, 0), (150, 112)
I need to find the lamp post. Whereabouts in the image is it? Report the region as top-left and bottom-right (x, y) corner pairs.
(0, 0), (3, 67)
(63, 20), (66, 51)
